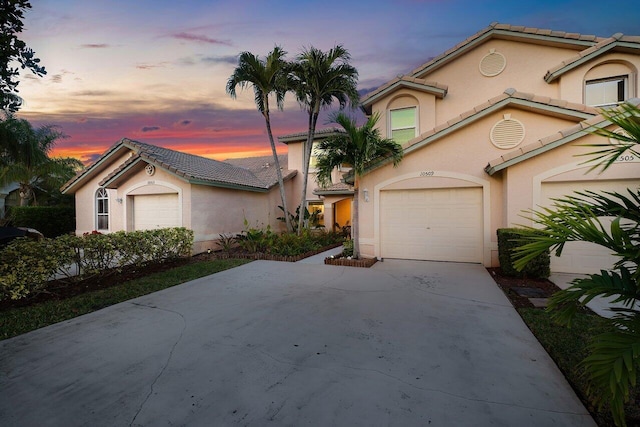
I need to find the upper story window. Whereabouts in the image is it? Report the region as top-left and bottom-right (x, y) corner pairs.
(390, 107), (417, 144)
(96, 188), (109, 230)
(310, 142), (323, 169)
(585, 75), (627, 107)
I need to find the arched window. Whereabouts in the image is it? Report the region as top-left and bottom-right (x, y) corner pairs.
(96, 188), (109, 230)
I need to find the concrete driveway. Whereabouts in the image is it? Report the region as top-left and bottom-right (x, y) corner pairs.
(0, 259), (594, 426)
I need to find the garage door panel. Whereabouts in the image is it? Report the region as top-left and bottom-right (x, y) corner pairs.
(133, 194), (180, 230)
(541, 179), (640, 274)
(380, 187), (483, 263)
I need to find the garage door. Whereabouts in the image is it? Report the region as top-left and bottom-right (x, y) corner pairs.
(541, 179), (640, 274)
(380, 187), (483, 263)
(133, 194), (180, 230)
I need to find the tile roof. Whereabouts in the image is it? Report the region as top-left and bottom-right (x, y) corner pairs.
(360, 76), (448, 113)
(278, 127), (345, 144)
(410, 22), (604, 79)
(545, 33), (640, 82)
(62, 138), (296, 193)
(314, 182), (353, 195)
(484, 98), (640, 174)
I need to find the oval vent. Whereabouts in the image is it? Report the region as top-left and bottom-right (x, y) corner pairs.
(490, 114), (525, 149)
(145, 164), (156, 176)
(479, 49), (506, 77)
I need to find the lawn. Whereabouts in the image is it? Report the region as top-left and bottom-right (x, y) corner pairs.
(0, 258), (251, 341)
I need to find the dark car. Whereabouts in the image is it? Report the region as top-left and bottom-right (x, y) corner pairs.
(0, 226), (44, 247)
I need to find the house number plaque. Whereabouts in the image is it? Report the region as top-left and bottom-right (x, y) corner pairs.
(419, 171), (435, 177)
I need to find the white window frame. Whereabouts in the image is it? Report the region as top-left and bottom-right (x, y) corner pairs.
(388, 106), (418, 144)
(585, 75), (628, 107)
(95, 188), (109, 231)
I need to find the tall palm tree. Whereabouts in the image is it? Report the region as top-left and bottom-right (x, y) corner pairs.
(290, 45), (359, 234)
(226, 46), (293, 232)
(0, 116), (79, 206)
(513, 101), (640, 427)
(315, 112), (403, 258)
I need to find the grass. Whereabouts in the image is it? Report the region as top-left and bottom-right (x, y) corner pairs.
(0, 258), (251, 341)
(519, 307), (639, 426)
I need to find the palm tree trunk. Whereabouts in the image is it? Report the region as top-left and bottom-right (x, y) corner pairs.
(297, 110), (319, 235)
(352, 177), (360, 259)
(263, 111), (292, 232)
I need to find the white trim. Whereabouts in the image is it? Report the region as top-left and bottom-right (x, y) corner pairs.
(373, 170), (492, 266)
(122, 180), (183, 231)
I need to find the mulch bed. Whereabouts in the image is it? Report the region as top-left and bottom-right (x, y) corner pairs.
(486, 267), (561, 309)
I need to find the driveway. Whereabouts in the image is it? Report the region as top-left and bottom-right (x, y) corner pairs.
(0, 259), (594, 426)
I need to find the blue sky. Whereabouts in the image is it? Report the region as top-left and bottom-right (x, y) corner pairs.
(15, 0), (640, 163)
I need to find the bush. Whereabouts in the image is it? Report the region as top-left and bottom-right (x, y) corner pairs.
(8, 206), (75, 237)
(0, 227), (194, 301)
(497, 228), (550, 278)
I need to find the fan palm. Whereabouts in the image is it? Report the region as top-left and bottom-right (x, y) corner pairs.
(289, 45), (359, 234)
(226, 46), (293, 232)
(513, 101), (640, 426)
(0, 116), (79, 206)
(315, 112), (403, 258)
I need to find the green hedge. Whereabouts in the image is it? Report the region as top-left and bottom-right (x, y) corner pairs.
(497, 228), (550, 278)
(8, 206), (75, 237)
(0, 227), (194, 301)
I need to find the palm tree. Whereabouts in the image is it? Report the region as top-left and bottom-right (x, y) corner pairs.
(226, 46), (293, 232)
(315, 112), (403, 258)
(0, 116), (80, 206)
(513, 101), (640, 426)
(290, 45), (359, 234)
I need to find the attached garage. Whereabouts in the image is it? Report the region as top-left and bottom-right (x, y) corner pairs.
(132, 193), (180, 230)
(380, 187), (483, 263)
(540, 179), (640, 274)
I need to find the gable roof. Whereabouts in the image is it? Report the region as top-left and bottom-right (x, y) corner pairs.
(314, 181), (354, 196)
(61, 138), (296, 194)
(348, 89), (598, 182)
(484, 98), (640, 175)
(278, 127), (345, 144)
(410, 22), (604, 79)
(360, 77), (448, 114)
(544, 33), (640, 82)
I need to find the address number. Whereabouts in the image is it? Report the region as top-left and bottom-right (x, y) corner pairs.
(420, 171), (435, 177)
(617, 155), (636, 162)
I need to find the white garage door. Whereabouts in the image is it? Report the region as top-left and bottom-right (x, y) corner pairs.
(133, 194), (180, 230)
(380, 187), (483, 263)
(541, 179), (640, 274)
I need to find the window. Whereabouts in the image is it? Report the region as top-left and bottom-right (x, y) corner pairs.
(585, 76), (627, 107)
(308, 202), (324, 228)
(96, 188), (109, 230)
(309, 142), (323, 169)
(390, 107), (417, 144)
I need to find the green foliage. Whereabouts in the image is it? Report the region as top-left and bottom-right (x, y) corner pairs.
(513, 102), (640, 426)
(0, 1), (46, 112)
(497, 228), (550, 278)
(216, 233), (236, 254)
(0, 227), (194, 301)
(342, 238), (354, 257)
(8, 205), (75, 237)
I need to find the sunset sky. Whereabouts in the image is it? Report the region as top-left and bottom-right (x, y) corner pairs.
(15, 0), (640, 164)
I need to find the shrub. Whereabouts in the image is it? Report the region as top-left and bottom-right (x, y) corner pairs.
(0, 227), (194, 301)
(497, 228), (550, 278)
(8, 206), (75, 237)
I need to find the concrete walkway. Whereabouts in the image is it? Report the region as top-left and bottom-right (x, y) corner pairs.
(0, 259), (594, 426)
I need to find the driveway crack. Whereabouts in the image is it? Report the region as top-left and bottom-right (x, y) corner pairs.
(128, 302), (187, 427)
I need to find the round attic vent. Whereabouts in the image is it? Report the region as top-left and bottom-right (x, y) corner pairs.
(145, 164), (155, 176)
(490, 114), (525, 149)
(479, 49), (506, 77)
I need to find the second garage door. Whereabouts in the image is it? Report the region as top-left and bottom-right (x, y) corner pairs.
(541, 179), (640, 274)
(380, 187), (483, 263)
(133, 193), (180, 230)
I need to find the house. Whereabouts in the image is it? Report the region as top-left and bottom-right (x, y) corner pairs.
(285, 22), (640, 274)
(61, 138), (296, 253)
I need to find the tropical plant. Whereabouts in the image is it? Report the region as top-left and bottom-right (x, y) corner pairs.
(289, 44), (359, 235)
(513, 101), (640, 426)
(0, 1), (46, 113)
(226, 46), (293, 232)
(0, 116), (82, 206)
(315, 112), (403, 258)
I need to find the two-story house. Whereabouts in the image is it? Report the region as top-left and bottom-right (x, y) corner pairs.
(285, 23), (640, 274)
